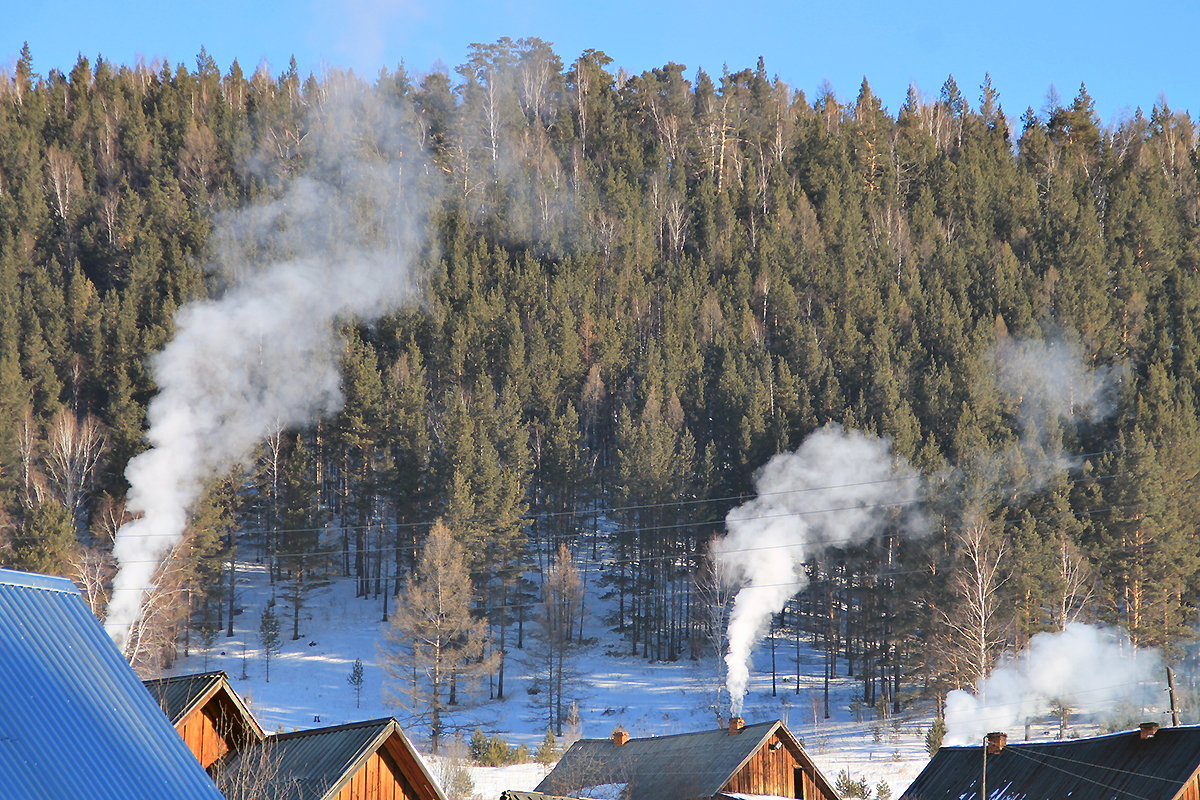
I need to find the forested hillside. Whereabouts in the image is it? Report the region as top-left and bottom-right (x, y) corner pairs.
(2, 38), (1199, 718)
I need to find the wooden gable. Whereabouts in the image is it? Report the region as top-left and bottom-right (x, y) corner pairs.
(327, 731), (433, 800)
(219, 717), (445, 800)
(179, 687), (261, 769)
(145, 672), (264, 770)
(720, 726), (839, 800)
(537, 719), (836, 800)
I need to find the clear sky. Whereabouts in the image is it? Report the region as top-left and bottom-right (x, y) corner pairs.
(5, 0), (1196, 124)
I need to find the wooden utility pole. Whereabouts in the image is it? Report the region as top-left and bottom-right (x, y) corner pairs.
(1168, 666), (1180, 726)
(981, 735), (987, 800)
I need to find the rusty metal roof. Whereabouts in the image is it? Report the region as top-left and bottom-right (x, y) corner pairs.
(0, 568), (224, 800)
(535, 719), (833, 800)
(218, 717), (446, 800)
(901, 726), (1200, 800)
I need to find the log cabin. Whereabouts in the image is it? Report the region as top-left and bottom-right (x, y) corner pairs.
(901, 725), (1200, 800)
(0, 568), (224, 800)
(535, 717), (838, 800)
(216, 717), (446, 800)
(144, 670), (265, 770)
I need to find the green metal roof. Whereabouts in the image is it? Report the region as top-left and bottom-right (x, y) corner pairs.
(0, 568), (224, 800)
(901, 726), (1200, 800)
(144, 670), (228, 723)
(536, 719), (830, 800)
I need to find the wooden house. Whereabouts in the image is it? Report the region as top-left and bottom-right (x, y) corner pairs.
(535, 717), (838, 800)
(901, 725), (1200, 800)
(216, 717), (446, 800)
(144, 670), (265, 770)
(0, 568), (224, 800)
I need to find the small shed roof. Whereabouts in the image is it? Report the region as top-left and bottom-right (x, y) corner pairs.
(0, 568), (224, 800)
(536, 719), (831, 800)
(143, 669), (264, 740)
(901, 726), (1200, 800)
(219, 717), (446, 800)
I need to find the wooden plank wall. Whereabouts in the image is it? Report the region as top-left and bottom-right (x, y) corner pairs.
(722, 733), (795, 796)
(1178, 774), (1200, 800)
(721, 733), (836, 800)
(331, 750), (422, 800)
(179, 706), (229, 769)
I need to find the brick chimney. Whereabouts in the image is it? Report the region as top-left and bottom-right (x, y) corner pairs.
(985, 732), (1007, 754)
(612, 728), (629, 747)
(1140, 722), (1161, 739)
(729, 716), (745, 734)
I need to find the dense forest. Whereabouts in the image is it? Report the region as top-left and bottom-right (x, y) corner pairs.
(1, 38), (1199, 722)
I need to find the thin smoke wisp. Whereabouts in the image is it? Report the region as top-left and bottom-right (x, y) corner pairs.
(712, 424), (922, 716)
(987, 334), (1120, 490)
(944, 622), (1164, 745)
(105, 79), (429, 648)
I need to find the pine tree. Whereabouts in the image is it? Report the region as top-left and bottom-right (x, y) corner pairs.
(258, 604), (281, 682)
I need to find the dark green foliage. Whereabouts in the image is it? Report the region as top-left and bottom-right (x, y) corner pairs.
(258, 605), (281, 682)
(925, 719), (947, 755)
(467, 727), (529, 767)
(3, 44), (1200, 703)
(348, 658), (364, 708)
(836, 769), (872, 799)
(534, 728), (560, 766)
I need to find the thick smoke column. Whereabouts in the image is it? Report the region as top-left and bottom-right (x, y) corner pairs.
(945, 623), (1163, 744)
(105, 81), (426, 647)
(713, 424), (921, 716)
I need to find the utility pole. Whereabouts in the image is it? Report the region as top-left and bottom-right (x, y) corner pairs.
(1168, 666), (1180, 726)
(981, 734), (987, 800)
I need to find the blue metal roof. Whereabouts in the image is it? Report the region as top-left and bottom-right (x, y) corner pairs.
(0, 568), (225, 800)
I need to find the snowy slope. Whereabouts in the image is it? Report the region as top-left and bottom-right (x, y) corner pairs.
(166, 556), (935, 797)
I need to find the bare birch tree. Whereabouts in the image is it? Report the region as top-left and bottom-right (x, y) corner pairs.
(945, 507), (1008, 689)
(41, 405), (107, 532)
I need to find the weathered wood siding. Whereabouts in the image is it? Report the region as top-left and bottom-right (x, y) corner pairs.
(1176, 772), (1200, 800)
(331, 750), (421, 800)
(721, 732), (835, 800)
(178, 705), (229, 769)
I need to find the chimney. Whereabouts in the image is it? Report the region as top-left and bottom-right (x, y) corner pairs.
(612, 728), (629, 747)
(985, 732), (1007, 754)
(729, 716), (745, 734)
(1140, 722), (1161, 740)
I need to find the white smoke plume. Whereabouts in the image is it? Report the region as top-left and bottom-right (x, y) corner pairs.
(945, 623), (1164, 745)
(105, 78), (429, 647)
(713, 424), (922, 716)
(991, 334), (1120, 486)
(995, 335), (1117, 426)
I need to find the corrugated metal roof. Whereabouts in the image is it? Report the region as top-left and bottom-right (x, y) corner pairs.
(219, 716), (446, 800)
(144, 670), (227, 723)
(901, 726), (1200, 800)
(0, 567), (225, 800)
(536, 719), (826, 800)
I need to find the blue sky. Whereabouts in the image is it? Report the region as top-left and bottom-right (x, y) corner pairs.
(6, 0), (1196, 124)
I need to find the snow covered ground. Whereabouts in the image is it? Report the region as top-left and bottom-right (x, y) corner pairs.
(164, 555), (935, 798)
